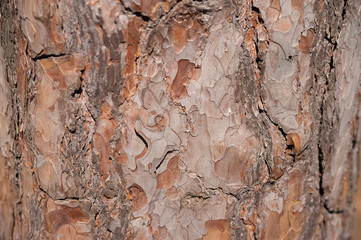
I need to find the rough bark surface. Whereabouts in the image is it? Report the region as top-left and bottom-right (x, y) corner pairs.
(0, 0), (360, 239)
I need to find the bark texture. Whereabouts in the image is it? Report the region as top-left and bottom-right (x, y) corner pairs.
(0, 0), (360, 239)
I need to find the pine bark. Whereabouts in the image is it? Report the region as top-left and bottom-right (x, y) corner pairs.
(0, 0), (360, 239)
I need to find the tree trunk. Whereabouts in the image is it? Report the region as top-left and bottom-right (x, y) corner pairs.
(0, 0), (360, 239)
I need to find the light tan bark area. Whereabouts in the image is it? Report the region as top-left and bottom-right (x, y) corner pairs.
(0, 0), (360, 239)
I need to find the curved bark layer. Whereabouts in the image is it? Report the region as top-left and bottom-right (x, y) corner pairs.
(0, 0), (360, 239)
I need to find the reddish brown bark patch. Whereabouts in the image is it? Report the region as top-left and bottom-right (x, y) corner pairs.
(114, 141), (128, 164)
(274, 16), (293, 33)
(169, 23), (188, 54)
(286, 133), (301, 154)
(131, 0), (171, 20)
(157, 156), (180, 189)
(215, 146), (256, 185)
(122, 17), (143, 100)
(171, 60), (200, 100)
(94, 133), (111, 180)
(203, 219), (232, 240)
(299, 29), (315, 52)
(45, 210), (71, 233)
(205, 219), (226, 231)
(128, 184), (148, 211)
(62, 206), (89, 223)
(39, 55), (84, 90)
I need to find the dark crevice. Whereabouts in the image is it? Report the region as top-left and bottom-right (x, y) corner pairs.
(68, 126), (76, 134)
(316, 0), (349, 214)
(315, 67), (328, 214)
(251, 6), (260, 14)
(71, 87), (83, 97)
(287, 55), (298, 60)
(259, 98), (287, 140)
(324, 35), (337, 46)
(250, 3), (286, 142)
(254, 41), (263, 71)
(38, 186), (50, 198)
(31, 53), (66, 61)
(134, 129), (148, 149)
(154, 149), (178, 173)
(251, 6), (264, 24)
(79, 66), (96, 123)
(71, 68), (86, 98)
(134, 55), (140, 63)
(318, 142), (325, 197)
(56, 196), (81, 201)
(351, 114), (359, 149)
(329, 52), (335, 70)
(250, 1), (291, 186)
(351, 137), (357, 149)
(341, 0), (348, 20)
(39, 181), (83, 201)
(130, 10), (151, 22)
(324, 36), (337, 72)
(324, 203), (344, 214)
(119, 1), (152, 22)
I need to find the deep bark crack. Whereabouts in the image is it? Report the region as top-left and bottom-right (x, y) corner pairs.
(317, 0), (349, 215)
(31, 53), (66, 62)
(119, 2), (152, 22)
